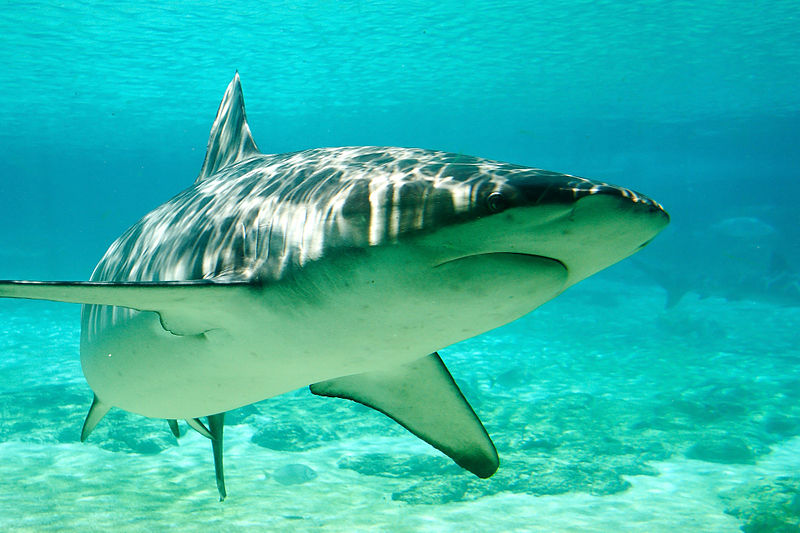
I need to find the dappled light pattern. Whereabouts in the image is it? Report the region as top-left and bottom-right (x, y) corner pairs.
(91, 147), (658, 286)
(84, 143), (663, 336)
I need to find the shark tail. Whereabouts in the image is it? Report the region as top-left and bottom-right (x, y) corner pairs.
(207, 413), (226, 501)
(183, 414), (226, 500)
(83, 410), (225, 500)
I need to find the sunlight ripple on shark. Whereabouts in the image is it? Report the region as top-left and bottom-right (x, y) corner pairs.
(0, 74), (669, 500)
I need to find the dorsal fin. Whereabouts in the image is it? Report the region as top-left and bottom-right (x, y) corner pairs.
(196, 72), (259, 182)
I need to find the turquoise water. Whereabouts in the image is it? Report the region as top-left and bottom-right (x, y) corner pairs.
(1, 1), (799, 531)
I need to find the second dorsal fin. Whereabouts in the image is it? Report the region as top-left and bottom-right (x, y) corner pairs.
(196, 72), (260, 182)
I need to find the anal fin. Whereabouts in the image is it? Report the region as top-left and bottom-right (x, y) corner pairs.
(186, 417), (213, 439)
(167, 419), (181, 438)
(310, 352), (498, 478)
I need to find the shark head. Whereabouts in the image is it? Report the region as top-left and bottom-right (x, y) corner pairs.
(404, 164), (669, 285)
(274, 154), (670, 357)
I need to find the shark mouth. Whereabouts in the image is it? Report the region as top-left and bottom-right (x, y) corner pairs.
(435, 252), (567, 272)
(433, 252), (570, 304)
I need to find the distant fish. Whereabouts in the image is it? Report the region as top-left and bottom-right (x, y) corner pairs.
(634, 250), (800, 309)
(631, 258), (694, 309)
(490, 366), (538, 390)
(710, 216), (776, 240)
(0, 73), (668, 499)
(271, 464), (317, 485)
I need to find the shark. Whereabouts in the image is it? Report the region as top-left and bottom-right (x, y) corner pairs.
(0, 74), (669, 500)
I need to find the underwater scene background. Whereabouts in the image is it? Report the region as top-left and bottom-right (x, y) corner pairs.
(0, 1), (798, 531)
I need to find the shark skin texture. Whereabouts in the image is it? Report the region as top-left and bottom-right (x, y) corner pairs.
(0, 73), (669, 500)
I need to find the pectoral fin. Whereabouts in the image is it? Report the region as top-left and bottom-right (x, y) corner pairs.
(0, 279), (257, 335)
(310, 352), (498, 478)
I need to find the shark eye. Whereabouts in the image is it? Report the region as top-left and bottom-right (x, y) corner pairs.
(486, 192), (509, 213)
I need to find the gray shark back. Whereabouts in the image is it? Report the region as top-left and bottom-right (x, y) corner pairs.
(90, 147), (576, 285)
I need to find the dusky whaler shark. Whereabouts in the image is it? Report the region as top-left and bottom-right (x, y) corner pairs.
(0, 74), (669, 500)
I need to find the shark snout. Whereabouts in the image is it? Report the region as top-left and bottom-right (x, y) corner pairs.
(550, 185), (669, 284)
(503, 173), (669, 225)
(486, 175), (669, 286)
(578, 182), (666, 214)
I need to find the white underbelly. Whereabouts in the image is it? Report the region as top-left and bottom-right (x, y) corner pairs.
(80, 251), (567, 419)
(80, 307), (426, 419)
